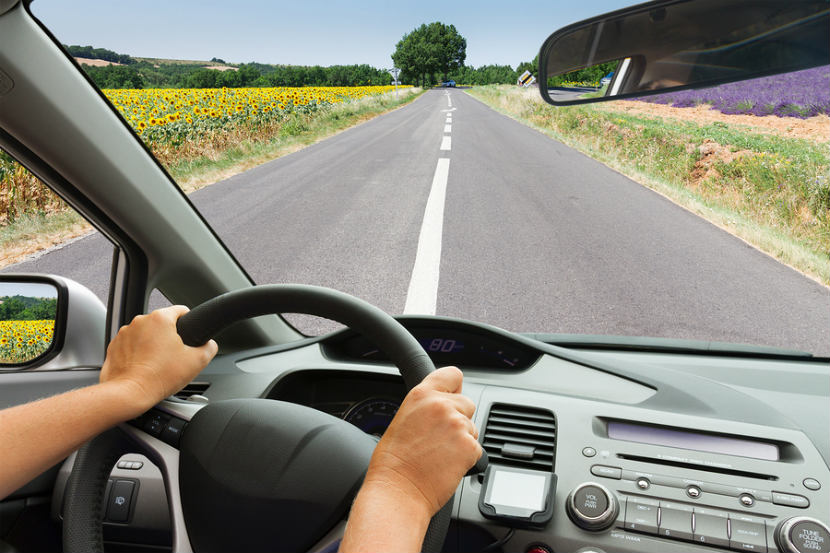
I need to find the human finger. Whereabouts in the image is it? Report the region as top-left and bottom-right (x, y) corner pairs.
(464, 416), (479, 440)
(442, 392), (475, 418)
(421, 366), (463, 393)
(199, 339), (219, 361)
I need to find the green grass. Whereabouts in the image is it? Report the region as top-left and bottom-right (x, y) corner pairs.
(466, 85), (830, 285)
(164, 88), (424, 188)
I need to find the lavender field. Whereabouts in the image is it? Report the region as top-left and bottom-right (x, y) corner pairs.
(636, 65), (830, 118)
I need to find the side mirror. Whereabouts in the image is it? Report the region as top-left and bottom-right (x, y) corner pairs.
(538, 0), (829, 106)
(0, 274), (105, 370)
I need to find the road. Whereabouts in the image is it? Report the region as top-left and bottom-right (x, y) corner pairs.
(5, 89), (830, 354)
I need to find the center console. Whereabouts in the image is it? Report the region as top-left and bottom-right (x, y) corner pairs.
(459, 386), (830, 553)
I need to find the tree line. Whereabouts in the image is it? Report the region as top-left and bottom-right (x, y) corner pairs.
(79, 61), (395, 89)
(0, 296), (57, 321)
(68, 36), (543, 90)
(65, 44), (134, 65)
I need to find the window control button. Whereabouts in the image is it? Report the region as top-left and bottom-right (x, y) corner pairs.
(106, 480), (135, 523)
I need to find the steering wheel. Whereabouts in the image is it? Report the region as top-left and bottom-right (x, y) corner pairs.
(62, 284), (485, 553)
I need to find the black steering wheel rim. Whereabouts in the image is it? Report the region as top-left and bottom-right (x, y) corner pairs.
(63, 284), (454, 553)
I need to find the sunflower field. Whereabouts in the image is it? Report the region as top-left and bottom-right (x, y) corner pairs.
(105, 85), (407, 143)
(0, 320), (55, 363)
(1, 85), (411, 225)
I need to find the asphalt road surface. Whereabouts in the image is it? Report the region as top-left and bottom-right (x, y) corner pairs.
(6, 89), (830, 355)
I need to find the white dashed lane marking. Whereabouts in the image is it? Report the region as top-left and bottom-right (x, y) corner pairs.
(444, 124), (452, 133)
(440, 136), (451, 150)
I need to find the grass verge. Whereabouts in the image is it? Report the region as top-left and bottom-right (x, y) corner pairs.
(466, 85), (830, 285)
(0, 88), (423, 268)
(159, 87), (424, 190)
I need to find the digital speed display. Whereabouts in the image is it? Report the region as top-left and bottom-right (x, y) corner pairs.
(330, 324), (538, 370)
(419, 337), (465, 354)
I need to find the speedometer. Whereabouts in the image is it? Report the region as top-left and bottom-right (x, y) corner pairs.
(328, 321), (540, 370)
(343, 398), (400, 437)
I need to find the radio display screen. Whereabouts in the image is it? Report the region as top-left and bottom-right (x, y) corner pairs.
(608, 421), (780, 461)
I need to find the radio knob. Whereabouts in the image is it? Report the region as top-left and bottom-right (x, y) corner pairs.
(566, 482), (619, 531)
(775, 517), (830, 553)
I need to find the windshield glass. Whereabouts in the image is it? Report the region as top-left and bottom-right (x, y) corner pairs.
(18, 1), (830, 355)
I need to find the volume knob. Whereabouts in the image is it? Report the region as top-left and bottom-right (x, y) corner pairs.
(566, 482), (619, 531)
(776, 517), (830, 553)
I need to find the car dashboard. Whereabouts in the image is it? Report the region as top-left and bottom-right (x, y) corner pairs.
(54, 316), (830, 553)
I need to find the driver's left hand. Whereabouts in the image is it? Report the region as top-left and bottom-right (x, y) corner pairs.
(99, 306), (218, 416)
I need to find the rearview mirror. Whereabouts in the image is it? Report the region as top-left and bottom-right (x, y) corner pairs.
(539, 0), (829, 105)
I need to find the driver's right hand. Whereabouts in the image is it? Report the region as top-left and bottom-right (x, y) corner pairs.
(362, 366), (482, 516)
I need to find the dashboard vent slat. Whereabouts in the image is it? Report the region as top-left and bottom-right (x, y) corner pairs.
(481, 403), (556, 472)
(174, 381), (210, 400)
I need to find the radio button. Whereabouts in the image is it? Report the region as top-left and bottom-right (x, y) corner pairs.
(776, 517), (830, 553)
(730, 514), (768, 552)
(624, 497), (658, 534)
(686, 485), (702, 499)
(740, 494), (755, 507)
(658, 502), (693, 540)
(590, 465), (622, 479)
(693, 508), (729, 548)
(566, 482), (619, 531)
(802, 478), (820, 491)
(772, 492), (810, 509)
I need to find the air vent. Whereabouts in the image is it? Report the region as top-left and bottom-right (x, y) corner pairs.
(174, 381), (210, 400)
(482, 404), (556, 471)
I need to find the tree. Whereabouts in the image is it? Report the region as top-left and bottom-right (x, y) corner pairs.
(392, 22), (466, 87)
(85, 65), (144, 89)
(515, 54), (539, 78)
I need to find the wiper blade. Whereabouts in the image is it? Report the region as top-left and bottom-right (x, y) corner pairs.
(522, 333), (813, 359)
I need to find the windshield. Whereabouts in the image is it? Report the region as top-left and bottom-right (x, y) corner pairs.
(14, 1), (830, 355)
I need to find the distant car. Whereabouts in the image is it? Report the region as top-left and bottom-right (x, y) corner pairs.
(600, 71), (614, 87)
(442, 80), (456, 87)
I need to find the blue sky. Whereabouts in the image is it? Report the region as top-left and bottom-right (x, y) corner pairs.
(31, 0), (633, 69)
(0, 282), (58, 299)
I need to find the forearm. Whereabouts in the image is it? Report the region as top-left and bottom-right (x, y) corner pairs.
(0, 381), (145, 500)
(339, 481), (432, 553)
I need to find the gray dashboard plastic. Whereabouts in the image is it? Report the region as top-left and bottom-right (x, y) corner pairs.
(42, 316), (830, 553)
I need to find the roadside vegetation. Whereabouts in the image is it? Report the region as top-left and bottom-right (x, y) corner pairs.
(0, 86), (423, 267)
(67, 42), (534, 90)
(467, 85), (830, 284)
